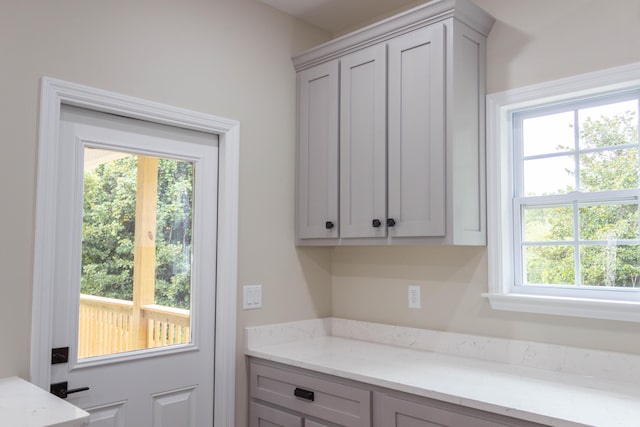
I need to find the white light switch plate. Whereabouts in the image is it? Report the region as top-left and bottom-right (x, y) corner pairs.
(243, 284), (262, 310)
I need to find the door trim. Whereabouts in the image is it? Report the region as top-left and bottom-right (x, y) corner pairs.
(31, 77), (239, 426)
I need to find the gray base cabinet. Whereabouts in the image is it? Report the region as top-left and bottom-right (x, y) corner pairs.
(374, 392), (543, 427)
(250, 359), (371, 427)
(294, 0), (495, 246)
(251, 402), (302, 427)
(249, 358), (546, 427)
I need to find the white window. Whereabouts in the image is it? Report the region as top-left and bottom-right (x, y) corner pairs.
(485, 62), (640, 322)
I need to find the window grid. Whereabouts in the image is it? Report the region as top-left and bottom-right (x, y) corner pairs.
(513, 93), (640, 290)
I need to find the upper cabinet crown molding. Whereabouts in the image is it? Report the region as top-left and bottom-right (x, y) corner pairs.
(292, 0), (495, 71)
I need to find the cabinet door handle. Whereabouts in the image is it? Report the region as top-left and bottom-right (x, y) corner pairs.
(387, 218), (396, 227)
(294, 387), (315, 402)
(325, 221), (334, 230)
(372, 219), (381, 228)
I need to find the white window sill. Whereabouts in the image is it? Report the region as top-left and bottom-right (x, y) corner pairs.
(482, 292), (640, 323)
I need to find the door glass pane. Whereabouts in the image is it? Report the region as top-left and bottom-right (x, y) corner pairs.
(79, 148), (194, 359)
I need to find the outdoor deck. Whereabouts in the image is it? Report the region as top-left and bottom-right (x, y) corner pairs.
(79, 294), (190, 358)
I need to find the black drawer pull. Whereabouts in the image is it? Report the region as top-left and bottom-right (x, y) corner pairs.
(294, 387), (315, 401)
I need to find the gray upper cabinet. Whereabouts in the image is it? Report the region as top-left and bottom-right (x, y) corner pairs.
(296, 60), (339, 239)
(388, 24), (446, 238)
(340, 44), (387, 239)
(294, 0), (494, 246)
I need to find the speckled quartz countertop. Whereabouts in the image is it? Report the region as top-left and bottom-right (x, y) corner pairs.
(245, 318), (640, 427)
(0, 376), (89, 427)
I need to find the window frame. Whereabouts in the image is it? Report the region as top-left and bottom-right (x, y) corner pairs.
(485, 62), (640, 322)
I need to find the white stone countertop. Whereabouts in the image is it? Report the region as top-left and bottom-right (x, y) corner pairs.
(0, 376), (90, 427)
(245, 318), (640, 427)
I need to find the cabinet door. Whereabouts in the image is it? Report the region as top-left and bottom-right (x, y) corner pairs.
(387, 25), (446, 237)
(250, 402), (303, 427)
(340, 44), (387, 238)
(297, 60), (340, 239)
(378, 394), (536, 427)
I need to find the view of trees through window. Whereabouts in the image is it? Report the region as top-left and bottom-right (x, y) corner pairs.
(81, 151), (194, 309)
(520, 99), (640, 288)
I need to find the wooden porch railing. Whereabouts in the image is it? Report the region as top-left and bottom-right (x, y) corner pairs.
(78, 294), (190, 358)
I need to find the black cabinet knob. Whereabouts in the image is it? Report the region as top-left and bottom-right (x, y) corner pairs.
(325, 221), (334, 230)
(372, 219), (381, 228)
(387, 218), (396, 227)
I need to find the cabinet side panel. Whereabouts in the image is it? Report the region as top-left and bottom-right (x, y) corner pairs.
(448, 21), (487, 245)
(297, 61), (339, 239)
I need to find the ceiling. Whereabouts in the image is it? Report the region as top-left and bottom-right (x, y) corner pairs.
(260, 0), (432, 35)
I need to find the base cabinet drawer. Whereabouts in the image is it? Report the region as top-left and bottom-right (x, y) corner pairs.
(305, 421), (332, 427)
(250, 360), (371, 427)
(251, 402), (303, 427)
(375, 393), (545, 427)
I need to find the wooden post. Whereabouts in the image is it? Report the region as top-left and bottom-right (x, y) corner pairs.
(131, 155), (159, 350)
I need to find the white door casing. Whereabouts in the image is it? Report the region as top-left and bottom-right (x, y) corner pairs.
(31, 78), (239, 426)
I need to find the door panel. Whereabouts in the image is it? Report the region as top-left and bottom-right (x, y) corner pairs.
(151, 387), (196, 427)
(86, 401), (126, 427)
(388, 25), (446, 237)
(340, 44), (387, 238)
(51, 105), (218, 427)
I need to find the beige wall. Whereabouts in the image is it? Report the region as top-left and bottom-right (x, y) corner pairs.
(3, 0), (640, 425)
(0, 0), (332, 424)
(333, 0), (640, 356)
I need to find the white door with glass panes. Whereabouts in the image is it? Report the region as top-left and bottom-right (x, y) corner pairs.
(50, 105), (218, 427)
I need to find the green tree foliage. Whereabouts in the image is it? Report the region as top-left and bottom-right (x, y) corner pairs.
(81, 155), (193, 309)
(525, 110), (639, 287)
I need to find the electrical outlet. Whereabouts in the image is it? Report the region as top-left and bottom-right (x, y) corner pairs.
(408, 285), (421, 309)
(243, 284), (262, 310)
